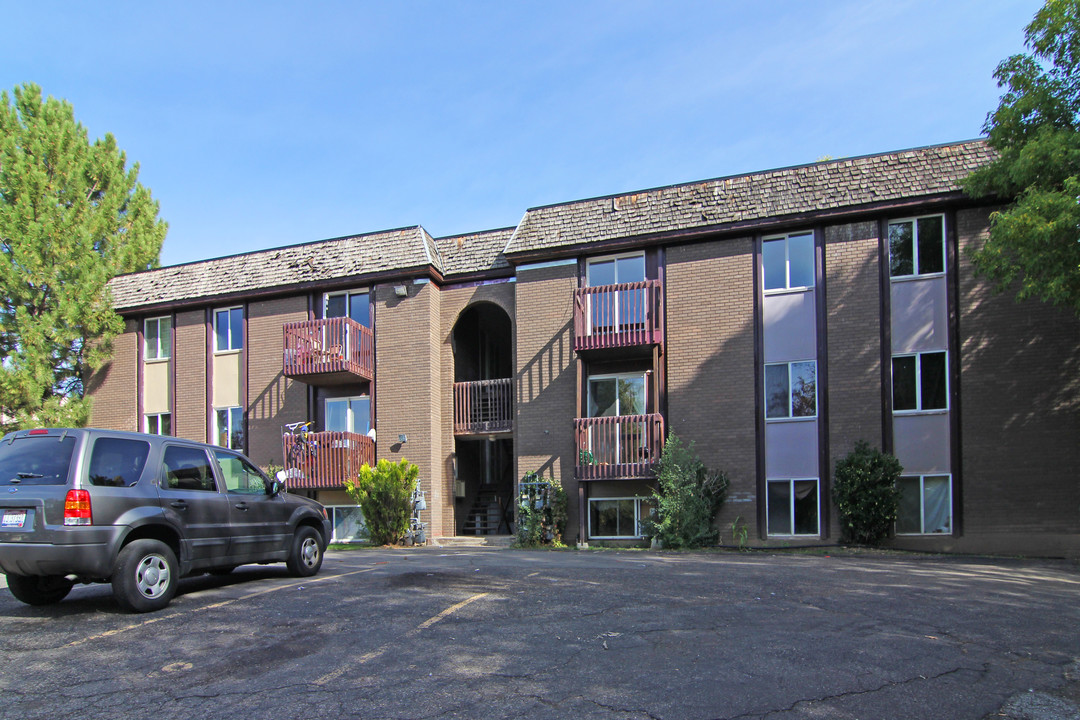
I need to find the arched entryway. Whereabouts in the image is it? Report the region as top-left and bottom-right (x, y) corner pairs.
(451, 303), (514, 535)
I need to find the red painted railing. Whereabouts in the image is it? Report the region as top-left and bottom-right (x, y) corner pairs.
(282, 317), (374, 382)
(281, 431), (375, 490)
(573, 280), (664, 352)
(454, 378), (513, 434)
(574, 413), (665, 480)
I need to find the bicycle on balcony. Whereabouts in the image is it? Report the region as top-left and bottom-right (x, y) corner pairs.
(283, 421), (319, 465)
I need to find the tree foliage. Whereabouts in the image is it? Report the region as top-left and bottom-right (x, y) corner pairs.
(0, 83), (166, 430)
(343, 458), (419, 545)
(831, 441), (902, 546)
(964, 0), (1080, 314)
(643, 434), (727, 549)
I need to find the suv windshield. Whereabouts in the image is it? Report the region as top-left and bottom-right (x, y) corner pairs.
(0, 435), (77, 486)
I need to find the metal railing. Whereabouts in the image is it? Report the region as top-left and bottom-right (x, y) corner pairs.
(282, 317), (374, 381)
(573, 279), (664, 351)
(281, 431), (375, 490)
(453, 378), (513, 434)
(574, 413), (665, 480)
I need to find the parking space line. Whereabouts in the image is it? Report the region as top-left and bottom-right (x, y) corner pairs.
(314, 592), (488, 686)
(62, 567), (379, 649)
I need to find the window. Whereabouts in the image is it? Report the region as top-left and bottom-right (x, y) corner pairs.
(324, 290), (370, 327)
(214, 407), (244, 450)
(214, 307), (243, 352)
(587, 253), (647, 330)
(766, 479), (819, 536)
(765, 361), (816, 419)
(889, 215), (944, 277)
(896, 475), (952, 534)
(586, 373), (649, 465)
(144, 316), (172, 360)
(892, 351), (947, 412)
(87, 438), (150, 488)
(588, 497), (655, 538)
(145, 413), (171, 436)
(588, 373), (646, 418)
(327, 505), (367, 542)
(325, 396), (371, 434)
(762, 232), (815, 291)
(161, 445), (217, 492)
(213, 450), (267, 495)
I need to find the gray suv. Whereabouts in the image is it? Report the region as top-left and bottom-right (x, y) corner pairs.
(0, 428), (332, 612)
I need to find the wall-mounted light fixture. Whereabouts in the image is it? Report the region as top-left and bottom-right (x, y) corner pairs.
(398, 433), (408, 444)
(393, 284), (408, 297)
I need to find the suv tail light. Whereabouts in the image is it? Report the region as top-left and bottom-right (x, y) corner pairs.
(64, 489), (92, 526)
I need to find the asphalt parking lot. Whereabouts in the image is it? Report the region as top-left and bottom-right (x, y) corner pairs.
(0, 547), (1077, 720)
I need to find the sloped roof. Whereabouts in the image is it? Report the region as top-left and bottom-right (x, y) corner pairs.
(434, 227), (513, 277)
(109, 226), (438, 311)
(503, 140), (995, 258)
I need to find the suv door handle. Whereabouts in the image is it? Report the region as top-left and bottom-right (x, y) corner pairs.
(234, 502), (249, 511)
(170, 501), (188, 509)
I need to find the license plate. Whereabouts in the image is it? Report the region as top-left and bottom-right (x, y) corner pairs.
(2, 510), (26, 528)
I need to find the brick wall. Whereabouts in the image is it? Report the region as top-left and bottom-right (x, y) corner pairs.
(173, 309), (207, 442)
(87, 319), (139, 431)
(824, 221), (883, 538)
(247, 296), (309, 468)
(955, 207), (1080, 555)
(666, 238), (759, 540)
(374, 281), (446, 537)
(514, 263), (579, 541)
(439, 282), (515, 536)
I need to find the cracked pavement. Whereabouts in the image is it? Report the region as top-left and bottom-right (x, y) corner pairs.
(0, 548), (1077, 719)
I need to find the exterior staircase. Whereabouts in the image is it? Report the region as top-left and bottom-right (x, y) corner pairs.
(433, 535), (514, 548)
(461, 488), (511, 536)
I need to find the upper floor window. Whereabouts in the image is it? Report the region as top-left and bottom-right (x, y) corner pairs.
(588, 372), (647, 418)
(144, 316), (172, 360)
(214, 307), (243, 352)
(325, 396), (371, 434)
(324, 290), (370, 327)
(587, 252), (645, 287)
(892, 351), (948, 412)
(765, 361), (817, 419)
(889, 215), (944, 277)
(762, 232), (814, 291)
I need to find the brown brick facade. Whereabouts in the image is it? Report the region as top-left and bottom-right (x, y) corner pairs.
(955, 207), (1080, 556)
(666, 238), (759, 541)
(173, 310), (207, 442)
(87, 319), (139, 431)
(246, 296), (309, 467)
(513, 263), (579, 542)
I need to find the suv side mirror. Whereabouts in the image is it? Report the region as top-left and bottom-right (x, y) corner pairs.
(266, 471), (286, 496)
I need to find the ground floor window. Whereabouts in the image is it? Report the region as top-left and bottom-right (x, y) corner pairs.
(326, 505), (367, 543)
(766, 478), (819, 536)
(588, 497), (655, 539)
(896, 475), (952, 535)
(144, 412), (171, 436)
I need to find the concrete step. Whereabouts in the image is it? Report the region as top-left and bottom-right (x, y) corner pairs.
(433, 535), (514, 548)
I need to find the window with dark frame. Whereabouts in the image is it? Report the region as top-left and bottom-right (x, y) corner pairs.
(762, 232), (815, 291)
(892, 351), (948, 412)
(889, 215), (944, 277)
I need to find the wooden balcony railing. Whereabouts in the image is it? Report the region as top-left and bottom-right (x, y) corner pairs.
(454, 378), (513, 435)
(283, 317), (374, 384)
(281, 431), (375, 490)
(573, 280), (664, 352)
(574, 413), (665, 480)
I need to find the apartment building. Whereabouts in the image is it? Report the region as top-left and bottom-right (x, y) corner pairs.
(88, 140), (1080, 557)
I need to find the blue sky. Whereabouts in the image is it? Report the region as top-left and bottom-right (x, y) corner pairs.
(2, 1), (1042, 267)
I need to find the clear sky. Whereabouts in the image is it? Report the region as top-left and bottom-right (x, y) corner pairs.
(2, 1), (1043, 267)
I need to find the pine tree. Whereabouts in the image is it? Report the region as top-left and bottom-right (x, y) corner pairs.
(0, 83), (166, 430)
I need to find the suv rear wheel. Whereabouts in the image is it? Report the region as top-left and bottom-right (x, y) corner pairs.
(112, 539), (178, 613)
(7, 575), (74, 606)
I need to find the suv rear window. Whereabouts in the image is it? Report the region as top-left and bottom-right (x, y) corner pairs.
(88, 437), (150, 487)
(0, 435), (77, 486)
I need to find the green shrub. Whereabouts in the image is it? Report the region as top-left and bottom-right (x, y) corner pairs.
(643, 434), (728, 549)
(515, 472), (568, 548)
(832, 441), (902, 545)
(343, 458), (419, 546)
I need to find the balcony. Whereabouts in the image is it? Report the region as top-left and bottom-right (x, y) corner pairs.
(574, 413), (665, 481)
(573, 280), (664, 353)
(454, 378), (514, 435)
(283, 317), (374, 385)
(281, 431), (375, 490)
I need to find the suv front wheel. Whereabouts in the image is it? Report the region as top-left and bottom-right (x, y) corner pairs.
(112, 539), (178, 613)
(286, 526), (323, 577)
